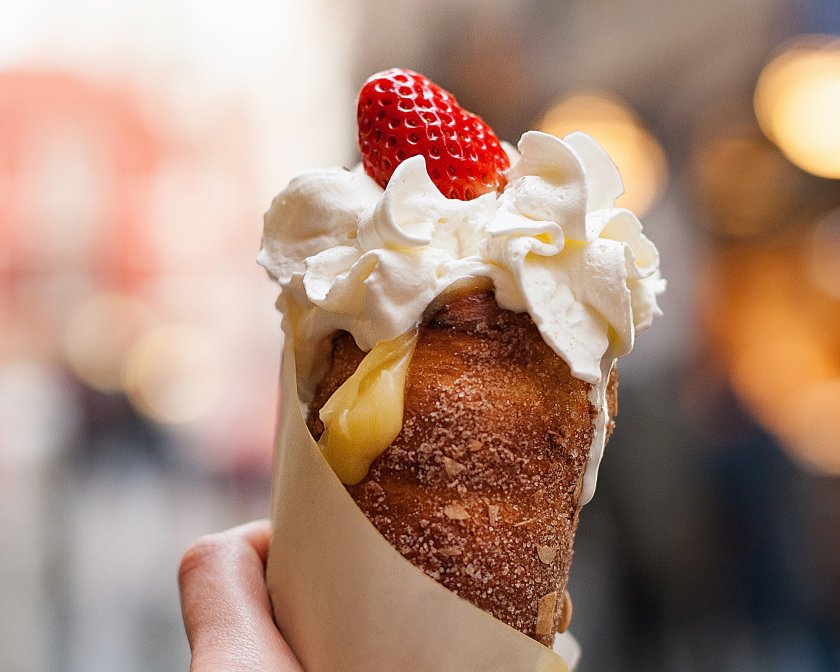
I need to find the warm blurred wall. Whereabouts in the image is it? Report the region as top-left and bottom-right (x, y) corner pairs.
(1, 2), (360, 670)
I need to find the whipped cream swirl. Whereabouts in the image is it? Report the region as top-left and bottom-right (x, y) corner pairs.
(259, 130), (665, 503)
(260, 130), (664, 386)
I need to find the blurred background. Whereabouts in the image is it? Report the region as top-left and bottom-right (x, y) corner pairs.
(1, 0), (840, 670)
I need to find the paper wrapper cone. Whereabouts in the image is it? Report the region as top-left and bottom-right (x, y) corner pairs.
(266, 337), (577, 672)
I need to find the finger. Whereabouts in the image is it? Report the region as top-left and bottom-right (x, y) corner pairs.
(179, 523), (302, 672)
(227, 519), (271, 564)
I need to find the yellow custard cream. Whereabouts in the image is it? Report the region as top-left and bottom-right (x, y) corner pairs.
(319, 330), (418, 484)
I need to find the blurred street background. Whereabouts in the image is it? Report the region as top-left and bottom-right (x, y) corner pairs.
(2, 1), (840, 670)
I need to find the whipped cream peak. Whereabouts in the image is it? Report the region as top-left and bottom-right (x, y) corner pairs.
(502, 131), (588, 242)
(563, 131), (625, 214)
(357, 155), (497, 258)
(358, 156), (437, 250)
(258, 169), (382, 285)
(500, 131), (624, 244)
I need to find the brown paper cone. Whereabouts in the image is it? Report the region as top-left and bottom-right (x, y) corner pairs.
(266, 335), (576, 671)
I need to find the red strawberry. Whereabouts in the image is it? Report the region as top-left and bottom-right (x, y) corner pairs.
(357, 68), (510, 200)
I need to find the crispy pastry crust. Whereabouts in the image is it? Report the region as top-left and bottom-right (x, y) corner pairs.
(307, 290), (617, 645)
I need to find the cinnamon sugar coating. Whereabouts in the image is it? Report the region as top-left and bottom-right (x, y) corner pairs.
(307, 291), (617, 646)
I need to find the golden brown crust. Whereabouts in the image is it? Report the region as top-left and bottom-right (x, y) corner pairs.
(307, 331), (367, 438)
(308, 291), (617, 645)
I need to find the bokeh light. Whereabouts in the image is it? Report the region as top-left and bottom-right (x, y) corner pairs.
(691, 132), (804, 238)
(729, 325), (835, 437)
(62, 292), (158, 392)
(807, 208), (840, 299)
(783, 379), (840, 475)
(755, 35), (840, 179)
(539, 92), (667, 216)
(702, 243), (840, 477)
(122, 324), (223, 425)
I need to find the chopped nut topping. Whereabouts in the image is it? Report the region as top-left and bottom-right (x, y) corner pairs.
(442, 457), (466, 477)
(468, 439), (484, 451)
(487, 504), (500, 526)
(362, 480), (384, 496)
(443, 503), (470, 520)
(535, 591), (558, 637)
(512, 517), (535, 528)
(537, 545), (558, 564)
(360, 480), (386, 509)
(438, 546), (462, 557)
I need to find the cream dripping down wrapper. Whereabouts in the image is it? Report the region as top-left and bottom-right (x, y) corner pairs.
(266, 335), (579, 672)
(258, 130), (665, 506)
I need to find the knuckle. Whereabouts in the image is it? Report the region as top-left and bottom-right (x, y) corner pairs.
(178, 533), (232, 587)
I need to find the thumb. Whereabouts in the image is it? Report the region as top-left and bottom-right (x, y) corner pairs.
(178, 520), (302, 672)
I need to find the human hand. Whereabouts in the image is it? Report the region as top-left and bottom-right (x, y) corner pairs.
(179, 520), (303, 671)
